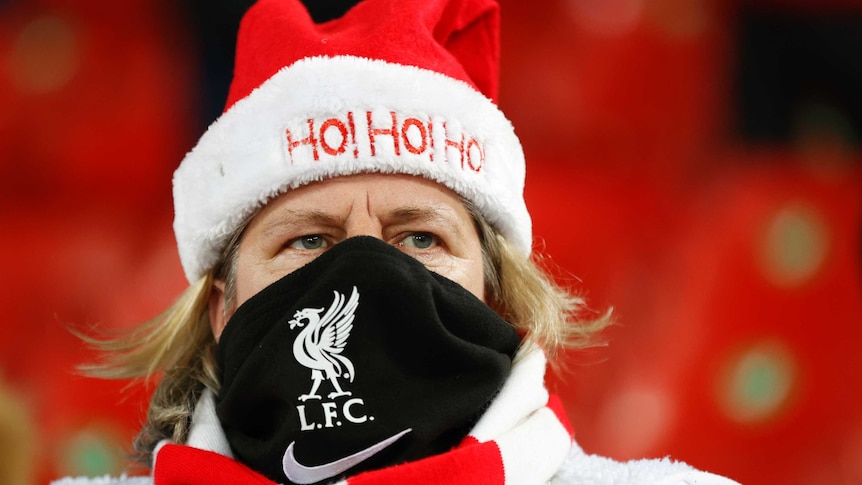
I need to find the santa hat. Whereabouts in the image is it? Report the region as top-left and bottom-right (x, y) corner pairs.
(173, 0), (530, 282)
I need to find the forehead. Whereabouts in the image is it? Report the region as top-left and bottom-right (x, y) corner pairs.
(246, 173), (478, 234)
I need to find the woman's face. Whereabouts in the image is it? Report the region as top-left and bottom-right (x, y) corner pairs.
(209, 173), (485, 340)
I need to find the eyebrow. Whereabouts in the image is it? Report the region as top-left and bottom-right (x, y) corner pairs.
(258, 209), (345, 239)
(386, 206), (467, 238)
(256, 204), (469, 239)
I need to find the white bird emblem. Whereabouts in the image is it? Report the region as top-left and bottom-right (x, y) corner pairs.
(288, 286), (359, 402)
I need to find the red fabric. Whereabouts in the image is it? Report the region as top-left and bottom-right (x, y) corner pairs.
(153, 444), (276, 485)
(226, 0), (500, 110)
(153, 437), (505, 485)
(347, 437), (503, 485)
(152, 425), (509, 485)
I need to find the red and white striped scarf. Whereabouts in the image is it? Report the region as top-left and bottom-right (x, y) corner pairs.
(152, 349), (573, 485)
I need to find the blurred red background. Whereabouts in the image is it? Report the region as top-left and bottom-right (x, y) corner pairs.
(1, 0), (860, 484)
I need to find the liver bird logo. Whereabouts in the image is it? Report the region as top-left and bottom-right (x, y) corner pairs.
(288, 286), (359, 402)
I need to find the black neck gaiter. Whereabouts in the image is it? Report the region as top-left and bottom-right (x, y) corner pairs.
(215, 236), (521, 484)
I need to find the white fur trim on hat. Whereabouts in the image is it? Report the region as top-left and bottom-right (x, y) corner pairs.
(173, 55), (530, 282)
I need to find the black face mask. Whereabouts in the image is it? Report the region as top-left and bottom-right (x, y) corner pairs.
(215, 236), (521, 484)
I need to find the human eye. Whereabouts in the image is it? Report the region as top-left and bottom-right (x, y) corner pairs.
(287, 234), (329, 250)
(398, 232), (438, 250)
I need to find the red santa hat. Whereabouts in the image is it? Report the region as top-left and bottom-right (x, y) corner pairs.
(173, 0), (530, 282)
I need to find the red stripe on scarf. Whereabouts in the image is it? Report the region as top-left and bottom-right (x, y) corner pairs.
(153, 444), (276, 485)
(153, 439), (504, 485)
(347, 437), (504, 485)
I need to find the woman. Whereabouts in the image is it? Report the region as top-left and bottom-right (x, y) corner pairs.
(56, 0), (740, 483)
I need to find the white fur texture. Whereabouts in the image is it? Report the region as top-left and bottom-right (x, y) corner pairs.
(50, 475), (151, 485)
(173, 55), (530, 282)
(554, 443), (742, 485)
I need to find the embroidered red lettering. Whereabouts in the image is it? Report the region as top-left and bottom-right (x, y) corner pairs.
(465, 137), (484, 172)
(442, 121), (465, 167)
(319, 118), (348, 156)
(367, 111), (400, 157)
(286, 119), (319, 163)
(284, 112), (483, 172)
(401, 117), (428, 155)
(347, 112), (358, 158)
(427, 120), (435, 162)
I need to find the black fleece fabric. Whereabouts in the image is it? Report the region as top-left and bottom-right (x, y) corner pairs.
(215, 236), (521, 484)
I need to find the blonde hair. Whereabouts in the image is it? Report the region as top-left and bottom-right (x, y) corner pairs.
(83, 208), (609, 466)
(467, 201), (608, 361)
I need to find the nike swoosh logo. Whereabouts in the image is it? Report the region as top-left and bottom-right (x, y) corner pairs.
(282, 428), (412, 484)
